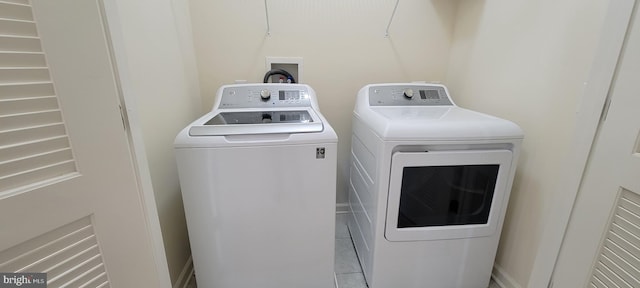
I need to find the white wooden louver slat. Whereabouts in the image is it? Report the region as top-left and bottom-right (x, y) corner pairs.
(608, 231), (640, 261)
(0, 123), (66, 147)
(622, 192), (640, 213)
(0, 96), (58, 114)
(0, 1), (77, 194)
(47, 258), (104, 286)
(592, 268), (618, 288)
(613, 214), (640, 243)
(589, 189), (640, 287)
(0, 110), (63, 131)
(0, 19), (37, 37)
(53, 262), (105, 288)
(0, 217), (110, 287)
(610, 223), (640, 246)
(47, 254), (102, 283)
(618, 206), (640, 228)
(0, 161), (76, 192)
(602, 246), (640, 283)
(590, 281), (603, 288)
(0, 148), (73, 177)
(0, 136), (69, 162)
(0, 52), (46, 67)
(0, 82), (53, 99)
(600, 253), (638, 287)
(38, 246), (101, 274)
(605, 238), (640, 271)
(0, 68), (50, 84)
(0, 35), (42, 52)
(0, 2), (33, 21)
(614, 217), (640, 245)
(1, 227), (94, 272)
(596, 262), (629, 288)
(0, 217), (91, 265)
(77, 273), (109, 288)
(0, 0), (30, 5)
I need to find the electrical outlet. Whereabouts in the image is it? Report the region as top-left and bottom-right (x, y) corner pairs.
(266, 57), (303, 83)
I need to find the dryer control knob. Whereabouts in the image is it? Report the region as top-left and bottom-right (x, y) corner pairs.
(403, 88), (414, 99)
(260, 89), (271, 100)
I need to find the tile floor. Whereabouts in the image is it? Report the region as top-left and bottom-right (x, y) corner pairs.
(334, 213), (367, 288)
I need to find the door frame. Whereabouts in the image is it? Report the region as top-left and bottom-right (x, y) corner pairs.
(528, 0), (638, 287)
(96, 1), (172, 287)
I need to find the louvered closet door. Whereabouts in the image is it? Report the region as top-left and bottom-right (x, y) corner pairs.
(553, 0), (640, 286)
(0, 1), (165, 288)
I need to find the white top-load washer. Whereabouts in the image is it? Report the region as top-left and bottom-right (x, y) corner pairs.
(348, 83), (523, 288)
(175, 84), (337, 288)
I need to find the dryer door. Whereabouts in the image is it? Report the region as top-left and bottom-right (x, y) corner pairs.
(385, 150), (513, 241)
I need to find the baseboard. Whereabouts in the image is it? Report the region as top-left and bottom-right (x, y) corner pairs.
(336, 202), (349, 214)
(173, 256), (194, 288)
(492, 264), (523, 288)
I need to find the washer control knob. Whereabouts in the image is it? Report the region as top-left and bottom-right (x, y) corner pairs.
(403, 88), (414, 99)
(260, 89), (271, 100)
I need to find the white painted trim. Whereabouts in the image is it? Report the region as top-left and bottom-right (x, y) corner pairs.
(492, 264), (523, 288)
(173, 256), (194, 288)
(527, 1), (638, 287)
(336, 202), (350, 214)
(99, 1), (172, 287)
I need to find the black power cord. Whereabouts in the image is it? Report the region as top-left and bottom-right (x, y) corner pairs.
(263, 69), (296, 83)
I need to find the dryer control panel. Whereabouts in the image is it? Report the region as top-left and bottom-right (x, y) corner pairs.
(368, 84), (453, 106)
(218, 85), (313, 109)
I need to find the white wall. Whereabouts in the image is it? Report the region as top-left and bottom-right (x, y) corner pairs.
(188, 0), (460, 204)
(109, 0), (201, 284)
(445, 0), (608, 286)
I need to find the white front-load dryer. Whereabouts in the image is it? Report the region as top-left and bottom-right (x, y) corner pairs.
(175, 84), (337, 288)
(347, 83), (523, 288)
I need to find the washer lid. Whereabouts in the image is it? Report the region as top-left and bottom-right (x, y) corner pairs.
(189, 108), (324, 136)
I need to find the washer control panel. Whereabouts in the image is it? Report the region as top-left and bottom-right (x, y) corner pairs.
(368, 85), (453, 106)
(219, 85), (312, 109)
